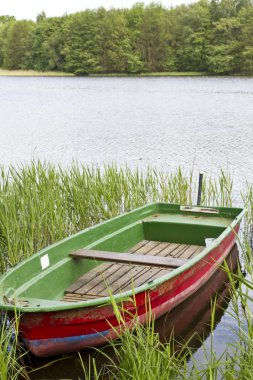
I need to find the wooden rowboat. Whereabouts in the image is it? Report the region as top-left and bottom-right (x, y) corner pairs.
(0, 203), (244, 357)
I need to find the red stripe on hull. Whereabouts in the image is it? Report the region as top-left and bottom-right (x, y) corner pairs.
(19, 226), (239, 356)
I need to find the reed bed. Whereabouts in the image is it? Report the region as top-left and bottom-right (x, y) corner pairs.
(0, 161), (233, 272)
(95, 321), (189, 380)
(0, 161), (251, 379)
(0, 312), (28, 380)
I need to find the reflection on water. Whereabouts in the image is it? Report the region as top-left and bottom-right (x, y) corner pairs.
(155, 244), (239, 353)
(27, 245), (239, 379)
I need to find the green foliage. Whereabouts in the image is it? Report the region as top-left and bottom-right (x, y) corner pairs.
(102, 9), (145, 74)
(62, 11), (103, 74)
(32, 16), (65, 71)
(0, 17), (15, 66)
(3, 20), (35, 69)
(171, 1), (210, 71)
(239, 8), (253, 74)
(207, 17), (243, 73)
(137, 4), (170, 72)
(1, 1), (253, 74)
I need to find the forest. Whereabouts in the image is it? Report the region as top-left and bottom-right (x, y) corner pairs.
(0, 0), (253, 75)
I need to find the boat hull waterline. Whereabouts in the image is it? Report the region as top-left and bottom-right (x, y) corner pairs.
(21, 226), (239, 357)
(0, 203), (243, 356)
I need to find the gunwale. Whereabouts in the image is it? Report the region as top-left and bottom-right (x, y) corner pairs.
(0, 202), (244, 313)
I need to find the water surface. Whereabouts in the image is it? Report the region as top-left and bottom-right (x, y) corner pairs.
(1, 76), (253, 189)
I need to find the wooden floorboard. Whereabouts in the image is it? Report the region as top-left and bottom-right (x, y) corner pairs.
(62, 240), (204, 302)
(113, 267), (170, 295)
(67, 263), (113, 293)
(76, 264), (136, 295)
(129, 240), (147, 253)
(100, 266), (159, 296)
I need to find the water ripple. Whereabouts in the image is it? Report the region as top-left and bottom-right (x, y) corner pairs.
(0, 76), (253, 193)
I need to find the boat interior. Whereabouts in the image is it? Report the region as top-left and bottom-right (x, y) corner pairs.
(62, 240), (204, 302)
(0, 204), (242, 307)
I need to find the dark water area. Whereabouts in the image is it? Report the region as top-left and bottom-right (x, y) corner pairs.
(1, 76), (253, 197)
(26, 245), (239, 379)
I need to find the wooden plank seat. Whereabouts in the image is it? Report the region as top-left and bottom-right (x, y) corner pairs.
(70, 249), (188, 268)
(62, 241), (204, 302)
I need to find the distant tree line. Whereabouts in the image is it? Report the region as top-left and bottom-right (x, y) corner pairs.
(1, 0), (253, 75)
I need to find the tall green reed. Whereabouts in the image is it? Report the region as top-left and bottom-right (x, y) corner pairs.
(241, 183), (253, 237)
(215, 238), (253, 380)
(201, 169), (233, 207)
(105, 323), (188, 380)
(0, 161), (233, 272)
(0, 312), (28, 380)
(90, 289), (190, 380)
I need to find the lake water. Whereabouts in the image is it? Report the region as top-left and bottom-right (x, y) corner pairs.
(0, 76), (251, 377)
(1, 76), (253, 190)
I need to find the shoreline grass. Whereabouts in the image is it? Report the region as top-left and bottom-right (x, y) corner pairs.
(2, 70), (253, 78)
(89, 72), (207, 77)
(0, 69), (208, 77)
(0, 162), (233, 271)
(0, 69), (73, 77)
